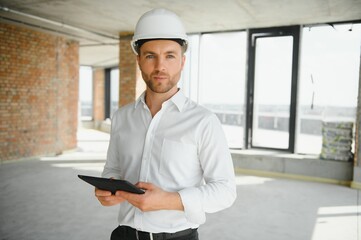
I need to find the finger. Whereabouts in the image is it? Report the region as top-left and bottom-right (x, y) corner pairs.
(135, 182), (153, 190)
(115, 191), (143, 205)
(99, 198), (119, 206)
(95, 188), (112, 197)
(98, 195), (125, 206)
(115, 190), (133, 199)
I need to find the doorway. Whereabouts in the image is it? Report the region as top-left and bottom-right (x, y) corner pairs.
(246, 26), (300, 152)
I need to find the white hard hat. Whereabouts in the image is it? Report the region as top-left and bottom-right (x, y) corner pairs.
(131, 8), (188, 55)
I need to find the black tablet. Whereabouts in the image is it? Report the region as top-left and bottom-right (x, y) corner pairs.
(78, 175), (144, 195)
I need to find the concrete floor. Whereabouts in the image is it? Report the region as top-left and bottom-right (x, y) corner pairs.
(1, 128), (360, 240)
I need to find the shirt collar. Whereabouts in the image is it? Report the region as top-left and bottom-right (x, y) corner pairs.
(170, 89), (186, 112)
(135, 92), (146, 108)
(134, 89), (187, 112)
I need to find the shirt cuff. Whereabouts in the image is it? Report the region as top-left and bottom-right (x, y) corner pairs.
(178, 187), (206, 224)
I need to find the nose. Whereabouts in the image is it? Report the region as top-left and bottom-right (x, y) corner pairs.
(154, 57), (166, 72)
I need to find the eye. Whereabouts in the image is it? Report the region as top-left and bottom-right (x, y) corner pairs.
(145, 54), (155, 59)
(166, 54), (176, 59)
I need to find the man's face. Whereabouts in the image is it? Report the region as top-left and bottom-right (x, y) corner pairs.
(137, 40), (186, 94)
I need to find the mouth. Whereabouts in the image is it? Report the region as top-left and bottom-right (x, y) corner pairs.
(152, 75), (168, 81)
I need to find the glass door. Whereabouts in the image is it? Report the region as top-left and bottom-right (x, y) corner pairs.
(246, 26), (300, 151)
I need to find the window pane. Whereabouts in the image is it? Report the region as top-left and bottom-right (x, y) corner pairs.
(252, 36), (293, 149)
(198, 32), (247, 148)
(297, 23), (361, 154)
(79, 66), (93, 120)
(180, 34), (200, 102)
(110, 69), (119, 117)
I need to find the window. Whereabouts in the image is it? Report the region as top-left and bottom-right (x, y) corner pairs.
(180, 34), (200, 102)
(247, 26), (300, 152)
(297, 23), (361, 154)
(198, 32), (247, 148)
(110, 68), (119, 117)
(79, 66), (93, 120)
(181, 22), (361, 154)
(252, 36), (294, 149)
(105, 68), (119, 119)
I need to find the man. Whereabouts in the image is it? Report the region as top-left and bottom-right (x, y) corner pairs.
(95, 8), (236, 240)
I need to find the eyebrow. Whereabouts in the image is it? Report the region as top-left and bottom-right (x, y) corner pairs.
(142, 50), (178, 55)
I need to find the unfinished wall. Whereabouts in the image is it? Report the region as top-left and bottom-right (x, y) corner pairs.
(0, 23), (79, 161)
(119, 32), (138, 107)
(93, 68), (105, 128)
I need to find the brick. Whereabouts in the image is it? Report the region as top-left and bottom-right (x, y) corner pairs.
(0, 22), (79, 161)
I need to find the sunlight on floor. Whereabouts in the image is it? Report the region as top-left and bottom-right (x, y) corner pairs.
(235, 175), (273, 185)
(312, 205), (360, 240)
(51, 162), (105, 172)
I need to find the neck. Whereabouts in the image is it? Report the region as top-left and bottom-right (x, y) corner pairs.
(145, 88), (178, 117)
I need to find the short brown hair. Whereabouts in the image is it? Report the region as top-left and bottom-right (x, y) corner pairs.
(135, 38), (187, 55)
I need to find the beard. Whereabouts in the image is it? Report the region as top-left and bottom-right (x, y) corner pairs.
(143, 71), (180, 94)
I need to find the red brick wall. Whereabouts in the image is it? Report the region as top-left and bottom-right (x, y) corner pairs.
(119, 33), (137, 107)
(0, 23), (79, 161)
(93, 68), (105, 125)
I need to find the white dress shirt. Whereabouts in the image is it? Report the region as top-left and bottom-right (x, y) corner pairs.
(102, 90), (236, 233)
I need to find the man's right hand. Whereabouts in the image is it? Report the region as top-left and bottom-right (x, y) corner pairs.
(95, 188), (126, 206)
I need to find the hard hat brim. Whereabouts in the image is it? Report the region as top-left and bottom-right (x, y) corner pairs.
(130, 37), (188, 55)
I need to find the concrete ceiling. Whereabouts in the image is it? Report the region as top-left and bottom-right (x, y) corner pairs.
(1, 0), (360, 68)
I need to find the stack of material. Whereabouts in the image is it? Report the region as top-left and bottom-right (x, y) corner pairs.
(320, 121), (354, 161)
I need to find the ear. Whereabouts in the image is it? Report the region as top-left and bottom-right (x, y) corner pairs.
(181, 55), (186, 70)
(136, 55), (141, 69)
